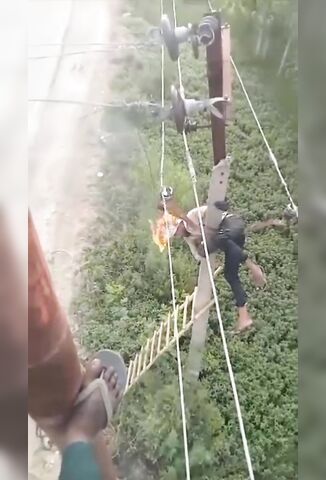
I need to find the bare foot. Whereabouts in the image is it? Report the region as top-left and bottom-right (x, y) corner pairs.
(38, 359), (122, 451)
(63, 359), (122, 446)
(245, 259), (266, 288)
(232, 306), (253, 334)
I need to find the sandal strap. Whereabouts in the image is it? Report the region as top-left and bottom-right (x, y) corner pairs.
(75, 376), (113, 426)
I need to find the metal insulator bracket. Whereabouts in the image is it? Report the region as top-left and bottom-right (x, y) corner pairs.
(283, 204), (298, 222)
(170, 85), (187, 133)
(184, 120), (212, 134)
(198, 14), (220, 47)
(150, 12), (223, 62)
(170, 85), (230, 134)
(184, 120), (199, 134)
(161, 186), (174, 200)
(160, 14), (200, 61)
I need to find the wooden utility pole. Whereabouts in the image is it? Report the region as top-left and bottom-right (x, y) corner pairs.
(187, 12), (232, 378)
(207, 13), (226, 164)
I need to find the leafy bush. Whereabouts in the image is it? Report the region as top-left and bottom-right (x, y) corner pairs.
(75, 1), (297, 479)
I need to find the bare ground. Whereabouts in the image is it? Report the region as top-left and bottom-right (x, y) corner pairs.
(28, 1), (119, 477)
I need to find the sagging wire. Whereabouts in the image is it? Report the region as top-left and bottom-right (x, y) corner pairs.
(230, 56), (298, 217)
(207, 0), (214, 12)
(29, 42), (159, 60)
(28, 98), (161, 112)
(159, 1), (191, 479)
(172, 1), (256, 479)
(29, 41), (157, 47)
(136, 130), (156, 190)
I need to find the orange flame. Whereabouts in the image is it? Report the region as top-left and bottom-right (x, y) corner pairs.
(149, 213), (181, 252)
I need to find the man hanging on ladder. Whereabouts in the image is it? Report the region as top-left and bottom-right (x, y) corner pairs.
(150, 188), (266, 334)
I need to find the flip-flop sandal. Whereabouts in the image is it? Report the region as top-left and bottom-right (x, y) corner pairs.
(75, 349), (127, 426)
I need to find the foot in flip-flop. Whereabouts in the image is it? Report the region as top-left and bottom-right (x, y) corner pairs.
(36, 356), (125, 452)
(71, 359), (123, 439)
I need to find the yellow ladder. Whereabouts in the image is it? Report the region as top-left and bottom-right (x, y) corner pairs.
(125, 266), (222, 393)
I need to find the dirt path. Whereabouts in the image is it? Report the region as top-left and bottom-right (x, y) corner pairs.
(28, 1), (118, 478)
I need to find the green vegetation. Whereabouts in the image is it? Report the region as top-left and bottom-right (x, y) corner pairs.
(74, 1), (297, 478)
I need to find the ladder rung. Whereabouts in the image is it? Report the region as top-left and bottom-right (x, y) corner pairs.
(126, 361), (133, 389)
(173, 305), (179, 336)
(194, 298), (215, 321)
(150, 331), (157, 363)
(137, 347), (143, 377)
(125, 268), (224, 392)
(183, 295), (189, 328)
(157, 322), (164, 354)
(130, 354), (138, 384)
(143, 338), (150, 370)
(166, 313), (171, 346)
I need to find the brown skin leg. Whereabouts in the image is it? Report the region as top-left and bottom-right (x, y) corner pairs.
(249, 218), (288, 233)
(235, 305), (253, 333)
(93, 436), (118, 480)
(38, 359), (122, 480)
(39, 360), (121, 442)
(245, 258), (267, 288)
(175, 214), (264, 331)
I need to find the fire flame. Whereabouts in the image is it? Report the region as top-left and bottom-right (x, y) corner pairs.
(149, 213), (181, 252)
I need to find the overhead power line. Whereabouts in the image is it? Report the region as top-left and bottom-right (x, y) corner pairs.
(171, 2), (256, 479)
(230, 56), (298, 217)
(159, 1), (191, 480)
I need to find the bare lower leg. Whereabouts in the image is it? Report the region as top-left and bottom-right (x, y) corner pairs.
(249, 218), (287, 233)
(94, 436), (118, 480)
(39, 360), (121, 480)
(245, 258), (266, 288)
(235, 305), (253, 332)
(68, 362), (121, 480)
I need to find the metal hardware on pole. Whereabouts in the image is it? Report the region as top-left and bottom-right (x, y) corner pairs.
(187, 12), (231, 378)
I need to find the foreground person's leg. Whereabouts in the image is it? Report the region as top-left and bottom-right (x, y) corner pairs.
(58, 359), (122, 480)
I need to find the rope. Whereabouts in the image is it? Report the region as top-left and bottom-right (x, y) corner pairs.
(230, 56), (298, 217)
(29, 41), (156, 48)
(29, 50), (134, 60)
(159, 12), (165, 188)
(28, 98), (128, 108)
(28, 98), (161, 115)
(29, 43), (158, 60)
(172, 1), (256, 479)
(136, 130), (156, 190)
(207, 0), (214, 12)
(160, 1), (191, 479)
(171, 0), (184, 97)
